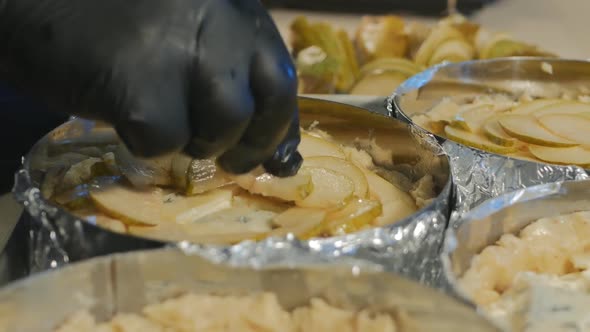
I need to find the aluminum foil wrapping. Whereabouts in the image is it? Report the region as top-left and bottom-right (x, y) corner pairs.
(442, 141), (588, 225)
(0, 248), (499, 332)
(440, 179), (590, 330)
(11, 97), (453, 288)
(391, 58), (590, 228)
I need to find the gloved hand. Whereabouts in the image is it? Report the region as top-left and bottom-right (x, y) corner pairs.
(0, 0), (302, 177)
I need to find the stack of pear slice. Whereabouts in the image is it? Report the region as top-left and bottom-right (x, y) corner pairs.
(81, 129), (417, 244)
(412, 98), (590, 167)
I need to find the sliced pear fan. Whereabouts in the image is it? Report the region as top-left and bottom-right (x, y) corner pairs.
(497, 114), (578, 147)
(444, 125), (518, 154)
(72, 120), (426, 242)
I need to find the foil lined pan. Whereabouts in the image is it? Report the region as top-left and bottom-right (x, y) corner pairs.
(11, 97), (452, 287)
(0, 248), (498, 332)
(441, 179), (590, 309)
(390, 58), (590, 227)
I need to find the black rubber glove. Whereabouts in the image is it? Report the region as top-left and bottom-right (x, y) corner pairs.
(0, 0), (302, 177)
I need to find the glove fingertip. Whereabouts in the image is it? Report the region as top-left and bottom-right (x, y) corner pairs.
(263, 150), (302, 178)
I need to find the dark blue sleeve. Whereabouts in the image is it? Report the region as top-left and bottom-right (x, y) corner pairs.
(0, 83), (68, 193)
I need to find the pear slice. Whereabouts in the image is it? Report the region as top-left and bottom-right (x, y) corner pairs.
(267, 208), (327, 238)
(299, 132), (346, 159)
(428, 38), (474, 66)
(505, 152), (540, 163)
(482, 116), (517, 147)
(170, 154), (192, 190)
(91, 214), (127, 233)
(426, 98), (461, 123)
(532, 101), (590, 117)
(231, 168), (313, 202)
(414, 25), (464, 65)
(129, 205), (276, 244)
(411, 114), (432, 128)
(420, 98), (462, 135)
(497, 114), (578, 147)
(322, 198), (382, 236)
(444, 125), (518, 154)
(77, 211), (127, 234)
(361, 169), (416, 226)
(295, 167), (354, 209)
(233, 191), (290, 213)
(89, 180), (234, 226)
(302, 156), (369, 198)
(128, 222), (266, 245)
(508, 99), (564, 115)
(450, 104), (494, 132)
(537, 114), (590, 145)
(349, 71), (407, 96)
(189, 206), (276, 232)
(412, 114), (445, 135)
(528, 145), (590, 166)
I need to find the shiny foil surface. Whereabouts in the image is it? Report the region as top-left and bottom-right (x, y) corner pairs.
(442, 141), (588, 226)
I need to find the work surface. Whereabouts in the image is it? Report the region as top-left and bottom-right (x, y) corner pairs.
(272, 0), (590, 59)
